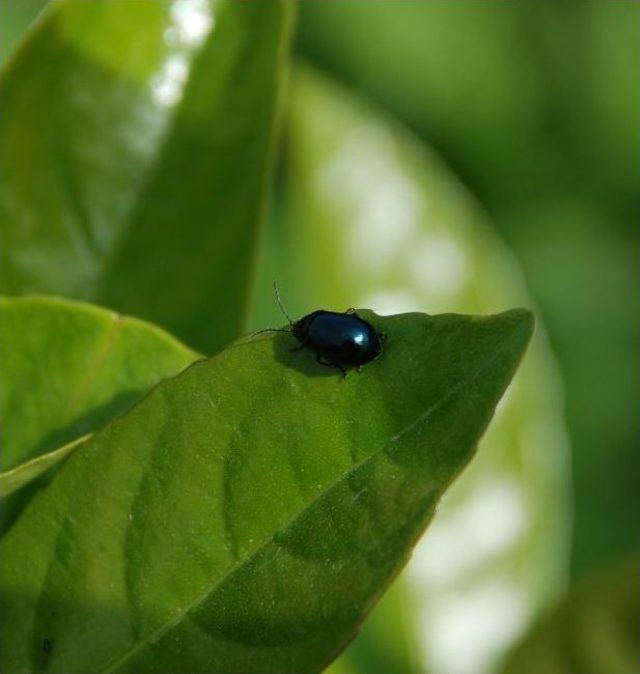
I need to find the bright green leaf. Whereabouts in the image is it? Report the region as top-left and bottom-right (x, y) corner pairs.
(501, 556), (640, 674)
(1, 295), (197, 472)
(273, 65), (571, 674)
(1, 308), (532, 674)
(0, 0), (293, 353)
(0, 295), (197, 529)
(0, 435), (90, 499)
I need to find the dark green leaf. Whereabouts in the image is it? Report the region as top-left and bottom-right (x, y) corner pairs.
(297, 2), (638, 216)
(325, 581), (421, 674)
(501, 556), (640, 674)
(1, 308), (532, 674)
(296, 2), (543, 205)
(0, 0), (293, 352)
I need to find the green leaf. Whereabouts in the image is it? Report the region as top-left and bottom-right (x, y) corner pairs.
(501, 556), (640, 674)
(297, 2), (637, 218)
(1, 308), (532, 674)
(296, 2), (543, 205)
(0, 0), (293, 353)
(0, 435), (90, 500)
(270, 64), (571, 674)
(502, 200), (639, 576)
(1, 295), (197, 472)
(0, 0), (48, 65)
(0, 295), (197, 528)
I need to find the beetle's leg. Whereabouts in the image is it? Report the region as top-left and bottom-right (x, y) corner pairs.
(346, 308), (358, 316)
(315, 354), (347, 377)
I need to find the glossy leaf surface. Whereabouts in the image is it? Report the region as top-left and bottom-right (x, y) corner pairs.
(0, 0), (292, 353)
(1, 308), (533, 674)
(275, 66), (571, 674)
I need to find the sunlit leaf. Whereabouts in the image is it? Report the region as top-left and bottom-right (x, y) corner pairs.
(0, 295), (197, 529)
(1, 308), (532, 674)
(1, 295), (197, 472)
(0, 0), (293, 353)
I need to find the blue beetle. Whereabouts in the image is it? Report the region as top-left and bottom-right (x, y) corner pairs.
(291, 308), (384, 376)
(259, 284), (385, 376)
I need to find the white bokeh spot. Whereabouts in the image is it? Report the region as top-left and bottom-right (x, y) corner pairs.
(151, 0), (214, 107)
(410, 479), (528, 587)
(316, 125), (423, 272)
(358, 290), (422, 315)
(409, 236), (470, 298)
(420, 582), (530, 674)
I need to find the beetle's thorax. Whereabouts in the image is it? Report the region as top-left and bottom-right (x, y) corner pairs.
(292, 312), (318, 342)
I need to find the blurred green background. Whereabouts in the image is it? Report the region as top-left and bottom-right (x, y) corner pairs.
(1, 1), (637, 673)
(291, 0), (640, 580)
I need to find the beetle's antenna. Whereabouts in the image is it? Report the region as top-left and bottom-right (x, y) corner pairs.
(273, 281), (294, 326)
(251, 327), (290, 336)
(249, 282), (294, 339)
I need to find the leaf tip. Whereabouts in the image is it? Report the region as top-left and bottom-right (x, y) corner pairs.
(500, 307), (535, 348)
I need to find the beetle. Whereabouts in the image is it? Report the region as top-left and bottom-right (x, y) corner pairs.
(291, 309), (384, 376)
(256, 283), (385, 377)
